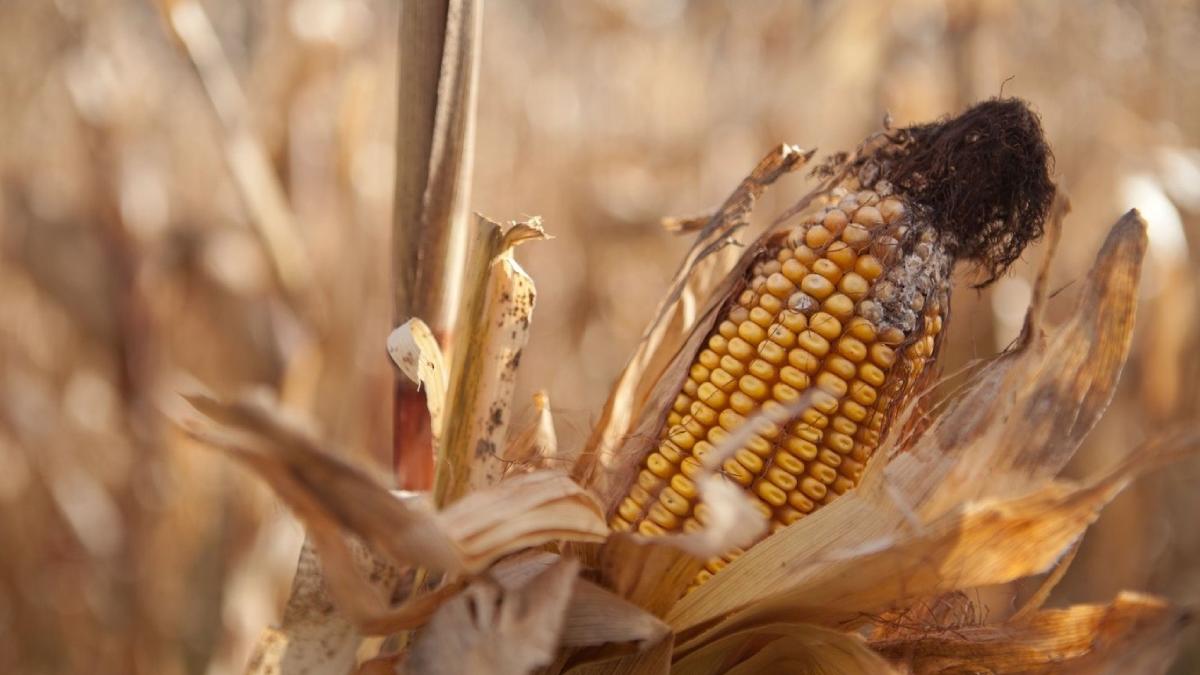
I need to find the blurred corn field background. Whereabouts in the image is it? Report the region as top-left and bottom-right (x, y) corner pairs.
(2, 1), (1199, 673)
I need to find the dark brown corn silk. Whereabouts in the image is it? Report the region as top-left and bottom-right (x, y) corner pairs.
(610, 98), (1056, 584)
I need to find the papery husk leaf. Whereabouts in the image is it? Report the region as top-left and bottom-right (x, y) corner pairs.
(1010, 537), (1081, 622)
(871, 591), (1189, 674)
(180, 391), (461, 570)
(910, 208), (1148, 516)
(489, 552), (671, 649)
(563, 636), (674, 675)
(659, 476), (767, 558)
(438, 215), (548, 506)
(404, 558), (579, 675)
(673, 623), (897, 675)
(672, 430), (1200, 652)
(440, 471), (608, 570)
(179, 392), (609, 645)
(388, 318), (449, 451)
(664, 211), (1150, 634)
(599, 534), (705, 618)
(574, 145), (814, 506)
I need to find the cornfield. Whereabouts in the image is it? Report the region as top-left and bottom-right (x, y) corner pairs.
(2, 2), (1198, 674)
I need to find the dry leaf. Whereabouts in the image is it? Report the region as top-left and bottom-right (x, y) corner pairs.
(673, 429), (1200, 652)
(563, 636), (674, 675)
(871, 592), (1188, 674)
(440, 471), (609, 570)
(156, 0), (311, 297)
(388, 318), (449, 451)
(489, 552), (671, 649)
(180, 392), (462, 571)
(905, 209), (1149, 516)
(403, 558), (580, 675)
(437, 216), (548, 505)
(673, 623), (897, 675)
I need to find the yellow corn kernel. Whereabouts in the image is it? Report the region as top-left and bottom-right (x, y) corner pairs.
(801, 273), (835, 299)
(755, 480), (788, 507)
(806, 225), (833, 248)
(785, 437), (819, 461)
(823, 293), (855, 321)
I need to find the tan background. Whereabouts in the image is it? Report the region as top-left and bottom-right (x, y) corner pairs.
(1, 1), (1197, 673)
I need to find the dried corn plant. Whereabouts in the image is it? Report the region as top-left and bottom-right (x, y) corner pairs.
(5, 3), (1200, 675)
(177, 98), (1198, 674)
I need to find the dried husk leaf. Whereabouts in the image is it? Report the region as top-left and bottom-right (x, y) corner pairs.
(180, 391), (461, 570)
(440, 471), (608, 570)
(673, 623), (897, 675)
(664, 211), (1152, 635)
(437, 215), (548, 505)
(909, 208), (1149, 516)
(184, 392), (609, 572)
(403, 558), (580, 675)
(871, 592), (1189, 674)
(388, 318), (449, 451)
(673, 429), (1200, 655)
(562, 636), (674, 675)
(574, 144), (814, 506)
(489, 552), (670, 649)
(177, 392), (607, 624)
(598, 534), (704, 618)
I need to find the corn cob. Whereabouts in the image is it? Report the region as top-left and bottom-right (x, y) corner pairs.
(608, 99), (1055, 586)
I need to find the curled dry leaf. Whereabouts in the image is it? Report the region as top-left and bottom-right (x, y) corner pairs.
(563, 636), (674, 675)
(175, 389), (610, 673)
(388, 317), (449, 452)
(904, 209), (1150, 517)
(403, 558), (580, 675)
(179, 391), (607, 577)
(437, 215), (548, 505)
(489, 552), (670, 649)
(439, 471), (609, 571)
(673, 429), (1200, 654)
(673, 623), (896, 675)
(871, 592), (1190, 674)
(179, 392), (461, 569)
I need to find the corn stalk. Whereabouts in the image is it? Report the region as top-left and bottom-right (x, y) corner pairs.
(393, 0), (482, 489)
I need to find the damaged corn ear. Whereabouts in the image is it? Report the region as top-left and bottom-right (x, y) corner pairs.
(610, 178), (951, 583)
